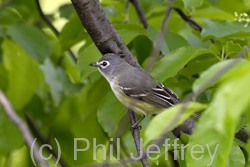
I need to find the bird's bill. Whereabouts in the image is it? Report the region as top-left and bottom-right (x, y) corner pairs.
(89, 62), (99, 67)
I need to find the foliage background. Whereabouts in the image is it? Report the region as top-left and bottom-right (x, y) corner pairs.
(0, 0), (250, 166)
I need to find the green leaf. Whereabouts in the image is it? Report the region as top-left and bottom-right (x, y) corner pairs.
(43, 28), (62, 59)
(246, 141), (250, 165)
(68, 77), (110, 165)
(119, 28), (143, 45)
(165, 31), (190, 52)
(10, 0), (39, 20)
(115, 24), (147, 45)
(228, 143), (245, 167)
(186, 72), (250, 167)
(57, 68), (82, 96)
(180, 131), (190, 145)
(216, 0), (250, 13)
(58, 4), (75, 19)
(25, 94), (47, 124)
(0, 7), (21, 25)
(201, 21), (250, 39)
(7, 146), (29, 167)
(183, 0), (203, 9)
(194, 5), (234, 20)
(235, 117), (246, 133)
(0, 64), (8, 92)
(70, 107), (109, 165)
(0, 107), (23, 155)
(102, 1), (128, 21)
(77, 44), (102, 80)
(178, 54), (219, 80)
(146, 6), (166, 27)
(144, 102), (207, 145)
(3, 39), (40, 110)
(97, 92), (126, 137)
(133, 35), (153, 64)
(77, 75), (110, 121)
(40, 58), (62, 106)
(7, 23), (50, 62)
(61, 55), (81, 83)
(225, 41), (242, 58)
(52, 96), (107, 166)
(150, 46), (215, 82)
(0, 26), (4, 36)
(59, 13), (87, 51)
(193, 59), (250, 93)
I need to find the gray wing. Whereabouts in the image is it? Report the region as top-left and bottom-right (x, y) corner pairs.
(116, 65), (179, 108)
(119, 83), (180, 108)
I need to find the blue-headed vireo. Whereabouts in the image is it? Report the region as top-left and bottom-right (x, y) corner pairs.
(90, 53), (180, 128)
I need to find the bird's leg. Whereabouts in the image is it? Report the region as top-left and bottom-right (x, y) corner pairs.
(131, 115), (146, 130)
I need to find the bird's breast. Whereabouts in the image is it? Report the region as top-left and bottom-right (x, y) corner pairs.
(109, 80), (164, 115)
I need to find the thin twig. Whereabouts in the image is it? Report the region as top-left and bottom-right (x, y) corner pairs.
(129, 0), (149, 28)
(174, 8), (202, 31)
(161, 0), (174, 33)
(35, 0), (77, 63)
(145, 0), (175, 72)
(174, 8), (215, 43)
(128, 110), (150, 167)
(0, 90), (49, 167)
(0, 0), (12, 12)
(35, 0), (59, 35)
(25, 111), (68, 167)
(68, 49), (77, 63)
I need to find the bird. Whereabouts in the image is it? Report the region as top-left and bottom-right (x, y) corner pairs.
(89, 53), (180, 129)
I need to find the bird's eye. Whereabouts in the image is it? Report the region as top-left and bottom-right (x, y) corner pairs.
(102, 61), (108, 66)
(100, 61), (109, 69)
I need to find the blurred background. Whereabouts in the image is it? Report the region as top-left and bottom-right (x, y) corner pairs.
(0, 0), (250, 166)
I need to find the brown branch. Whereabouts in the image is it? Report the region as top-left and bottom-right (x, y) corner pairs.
(174, 8), (215, 43)
(0, 90), (49, 167)
(71, 0), (142, 70)
(128, 110), (150, 167)
(35, 0), (77, 63)
(129, 0), (149, 28)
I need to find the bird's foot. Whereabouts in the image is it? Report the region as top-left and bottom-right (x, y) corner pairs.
(130, 124), (142, 131)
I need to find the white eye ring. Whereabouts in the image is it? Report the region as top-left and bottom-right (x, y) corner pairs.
(99, 61), (110, 69)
